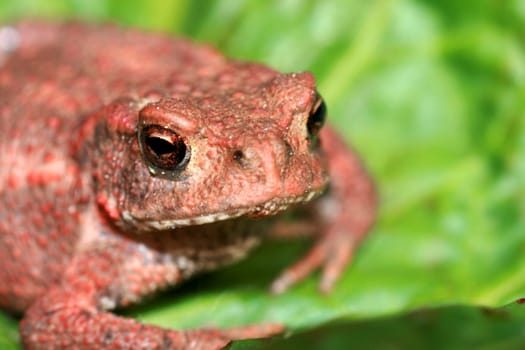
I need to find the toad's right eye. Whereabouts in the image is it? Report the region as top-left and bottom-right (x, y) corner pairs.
(307, 98), (326, 138)
(139, 125), (190, 173)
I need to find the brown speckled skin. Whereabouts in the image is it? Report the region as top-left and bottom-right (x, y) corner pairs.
(0, 22), (376, 349)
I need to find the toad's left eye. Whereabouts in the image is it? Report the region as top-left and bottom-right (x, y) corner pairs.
(139, 125), (190, 173)
(307, 98), (326, 138)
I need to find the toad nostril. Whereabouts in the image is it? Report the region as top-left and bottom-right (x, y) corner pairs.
(232, 150), (244, 161)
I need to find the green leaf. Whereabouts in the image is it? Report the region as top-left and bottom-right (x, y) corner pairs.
(0, 312), (20, 350)
(231, 303), (525, 350)
(2, 0), (525, 348)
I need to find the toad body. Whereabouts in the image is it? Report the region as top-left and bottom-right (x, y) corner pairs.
(0, 22), (376, 349)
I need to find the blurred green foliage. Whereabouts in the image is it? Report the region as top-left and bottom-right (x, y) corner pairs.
(1, 0), (525, 348)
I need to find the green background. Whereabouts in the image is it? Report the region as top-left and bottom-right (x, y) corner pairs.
(1, 0), (525, 349)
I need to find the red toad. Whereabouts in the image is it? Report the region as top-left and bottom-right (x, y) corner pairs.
(0, 22), (376, 349)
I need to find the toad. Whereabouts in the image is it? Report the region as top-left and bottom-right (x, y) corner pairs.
(0, 22), (376, 349)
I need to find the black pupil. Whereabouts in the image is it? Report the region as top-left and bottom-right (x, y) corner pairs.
(307, 100), (326, 137)
(146, 137), (180, 156)
(142, 126), (189, 171)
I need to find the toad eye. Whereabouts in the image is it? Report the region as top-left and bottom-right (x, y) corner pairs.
(307, 98), (326, 138)
(139, 125), (190, 173)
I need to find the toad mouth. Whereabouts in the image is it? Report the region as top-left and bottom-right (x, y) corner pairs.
(123, 189), (323, 231)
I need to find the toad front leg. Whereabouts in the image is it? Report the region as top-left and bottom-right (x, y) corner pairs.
(271, 126), (377, 293)
(21, 237), (282, 350)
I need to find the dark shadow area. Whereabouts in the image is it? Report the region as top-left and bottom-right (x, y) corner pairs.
(121, 239), (311, 315)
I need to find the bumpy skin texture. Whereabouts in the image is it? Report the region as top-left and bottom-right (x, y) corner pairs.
(0, 22), (376, 349)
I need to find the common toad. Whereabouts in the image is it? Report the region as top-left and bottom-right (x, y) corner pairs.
(0, 22), (376, 349)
